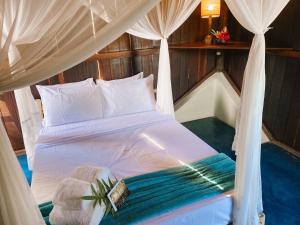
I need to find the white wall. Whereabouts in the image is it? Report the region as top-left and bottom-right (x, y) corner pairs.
(175, 72), (269, 143)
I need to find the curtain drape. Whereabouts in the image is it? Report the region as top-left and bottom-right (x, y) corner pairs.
(224, 1), (290, 225)
(14, 87), (42, 169)
(127, 0), (200, 116)
(0, 0), (160, 91)
(0, 0), (160, 224)
(0, 119), (45, 224)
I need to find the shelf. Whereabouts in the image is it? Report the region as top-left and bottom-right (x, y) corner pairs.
(85, 42), (298, 61)
(169, 41), (293, 51)
(266, 49), (300, 58)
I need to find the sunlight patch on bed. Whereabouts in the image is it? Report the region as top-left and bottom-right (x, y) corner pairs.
(178, 160), (224, 190)
(141, 133), (165, 150)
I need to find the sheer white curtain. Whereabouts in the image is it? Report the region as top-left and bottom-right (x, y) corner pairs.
(224, 1), (290, 225)
(0, 0), (160, 224)
(14, 87), (42, 170)
(0, 0), (160, 91)
(128, 0), (200, 116)
(0, 119), (45, 225)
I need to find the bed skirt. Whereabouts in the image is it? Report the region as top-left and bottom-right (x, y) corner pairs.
(39, 153), (235, 225)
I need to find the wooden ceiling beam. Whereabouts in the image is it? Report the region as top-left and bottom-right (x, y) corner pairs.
(87, 48), (159, 61)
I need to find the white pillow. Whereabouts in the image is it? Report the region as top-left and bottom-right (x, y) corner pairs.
(96, 72), (143, 85)
(100, 74), (156, 118)
(37, 80), (103, 127)
(40, 78), (95, 90)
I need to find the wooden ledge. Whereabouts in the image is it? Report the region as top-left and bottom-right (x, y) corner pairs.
(169, 41), (292, 51)
(85, 42), (297, 62)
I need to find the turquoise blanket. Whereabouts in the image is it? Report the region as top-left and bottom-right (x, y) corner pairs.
(39, 153), (235, 225)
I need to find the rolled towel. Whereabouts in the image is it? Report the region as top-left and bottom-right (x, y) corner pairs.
(52, 178), (92, 211)
(49, 204), (105, 225)
(71, 166), (115, 184)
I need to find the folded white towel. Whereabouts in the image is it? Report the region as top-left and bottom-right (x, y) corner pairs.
(52, 178), (92, 211)
(50, 167), (116, 225)
(49, 204), (105, 225)
(71, 166), (115, 184)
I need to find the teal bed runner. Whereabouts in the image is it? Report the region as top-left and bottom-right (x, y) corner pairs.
(39, 153), (235, 225)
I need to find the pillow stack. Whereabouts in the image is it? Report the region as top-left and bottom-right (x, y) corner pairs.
(37, 72), (157, 127)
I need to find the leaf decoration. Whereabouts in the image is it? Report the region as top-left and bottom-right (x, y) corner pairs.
(81, 178), (119, 217)
(93, 198), (98, 208)
(91, 184), (97, 196)
(102, 179), (110, 191)
(81, 195), (96, 200)
(108, 178), (114, 188)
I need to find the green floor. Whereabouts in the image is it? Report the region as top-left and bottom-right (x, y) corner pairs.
(18, 117), (300, 225)
(182, 117), (300, 225)
(183, 117), (236, 160)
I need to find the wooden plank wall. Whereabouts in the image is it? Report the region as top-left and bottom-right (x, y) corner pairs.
(224, 0), (300, 152)
(0, 92), (24, 150)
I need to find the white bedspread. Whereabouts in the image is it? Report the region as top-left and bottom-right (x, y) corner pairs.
(32, 111), (233, 225)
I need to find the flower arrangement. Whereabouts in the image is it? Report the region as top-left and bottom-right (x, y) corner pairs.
(211, 27), (230, 43)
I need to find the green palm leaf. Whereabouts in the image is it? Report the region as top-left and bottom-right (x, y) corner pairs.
(101, 179), (110, 191)
(81, 195), (96, 200)
(81, 178), (121, 217)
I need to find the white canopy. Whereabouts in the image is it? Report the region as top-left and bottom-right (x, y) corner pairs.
(0, 0), (290, 225)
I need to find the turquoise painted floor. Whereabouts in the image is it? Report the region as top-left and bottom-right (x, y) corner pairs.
(18, 155), (32, 185)
(18, 117), (300, 225)
(183, 117), (300, 225)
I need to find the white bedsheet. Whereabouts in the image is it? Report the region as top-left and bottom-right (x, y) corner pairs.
(32, 111), (233, 225)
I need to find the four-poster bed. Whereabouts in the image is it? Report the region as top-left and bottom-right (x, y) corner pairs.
(0, 0), (291, 225)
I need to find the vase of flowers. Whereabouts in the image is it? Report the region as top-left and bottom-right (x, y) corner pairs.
(211, 26), (230, 44)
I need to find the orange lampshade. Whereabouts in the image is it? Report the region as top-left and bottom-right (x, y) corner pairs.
(201, 0), (221, 18)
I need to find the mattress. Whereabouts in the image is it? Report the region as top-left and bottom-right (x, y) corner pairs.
(32, 111), (233, 225)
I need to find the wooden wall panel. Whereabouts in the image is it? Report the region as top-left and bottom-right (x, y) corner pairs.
(63, 61), (99, 82)
(224, 50), (247, 88)
(132, 54), (159, 83)
(224, 51), (300, 152)
(119, 58), (133, 79)
(98, 57), (133, 80)
(100, 34), (131, 52)
(109, 58), (131, 80)
(97, 34), (133, 80)
(227, 0), (300, 48)
(224, 0), (300, 152)
(170, 49), (215, 101)
(0, 92), (24, 151)
(131, 35), (156, 49)
(265, 0), (300, 48)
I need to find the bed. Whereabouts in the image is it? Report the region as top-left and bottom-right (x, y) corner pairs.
(31, 111), (233, 225)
